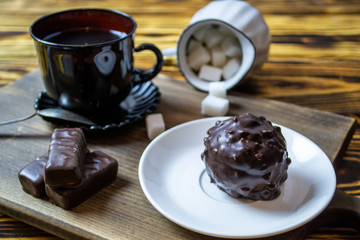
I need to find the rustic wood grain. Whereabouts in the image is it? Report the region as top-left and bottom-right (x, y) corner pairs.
(0, 69), (357, 240)
(0, 0), (360, 239)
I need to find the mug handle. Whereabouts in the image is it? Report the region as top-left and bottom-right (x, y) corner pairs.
(133, 43), (163, 83)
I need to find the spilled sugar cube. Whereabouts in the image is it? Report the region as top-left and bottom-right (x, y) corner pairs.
(201, 80), (229, 116)
(209, 82), (227, 98)
(223, 58), (241, 80)
(201, 95), (229, 116)
(199, 65), (222, 82)
(146, 113), (165, 140)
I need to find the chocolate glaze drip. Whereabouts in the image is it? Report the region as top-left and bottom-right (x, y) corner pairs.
(201, 113), (291, 200)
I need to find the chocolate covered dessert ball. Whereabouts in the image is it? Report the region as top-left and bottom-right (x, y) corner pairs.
(201, 113), (291, 200)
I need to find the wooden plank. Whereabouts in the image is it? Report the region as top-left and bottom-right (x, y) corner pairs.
(0, 70), (356, 239)
(0, 0), (359, 239)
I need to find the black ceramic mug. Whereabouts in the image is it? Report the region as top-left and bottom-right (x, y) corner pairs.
(30, 9), (163, 114)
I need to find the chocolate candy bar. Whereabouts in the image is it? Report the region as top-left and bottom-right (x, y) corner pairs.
(45, 151), (118, 210)
(45, 128), (87, 188)
(18, 154), (48, 198)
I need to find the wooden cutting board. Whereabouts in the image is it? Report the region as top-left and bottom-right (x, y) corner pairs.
(0, 70), (357, 240)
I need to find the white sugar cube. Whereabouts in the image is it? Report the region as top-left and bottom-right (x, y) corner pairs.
(192, 26), (210, 42)
(223, 58), (241, 79)
(204, 28), (224, 48)
(221, 38), (242, 58)
(209, 82), (227, 98)
(201, 95), (229, 116)
(146, 113), (165, 140)
(187, 38), (202, 54)
(187, 45), (210, 71)
(211, 46), (227, 68)
(199, 65), (222, 82)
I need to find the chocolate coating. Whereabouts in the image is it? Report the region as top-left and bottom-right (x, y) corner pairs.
(18, 154), (48, 198)
(45, 128), (87, 188)
(201, 113), (291, 200)
(45, 150), (118, 210)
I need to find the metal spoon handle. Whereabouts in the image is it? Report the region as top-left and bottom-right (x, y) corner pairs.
(0, 112), (37, 126)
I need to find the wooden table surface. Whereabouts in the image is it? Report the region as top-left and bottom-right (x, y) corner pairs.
(0, 0), (359, 239)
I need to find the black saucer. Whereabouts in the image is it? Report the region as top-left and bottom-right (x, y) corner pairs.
(34, 81), (161, 131)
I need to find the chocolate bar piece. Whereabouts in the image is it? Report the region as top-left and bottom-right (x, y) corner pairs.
(45, 151), (118, 210)
(45, 128), (87, 188)
(18, 154), (48, 198)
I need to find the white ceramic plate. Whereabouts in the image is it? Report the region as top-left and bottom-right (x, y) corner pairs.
(138, 117), (336, 239)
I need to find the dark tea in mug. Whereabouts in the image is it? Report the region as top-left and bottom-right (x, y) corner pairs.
(30, 9), (163, 116)
(42, 28), (127, 45)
